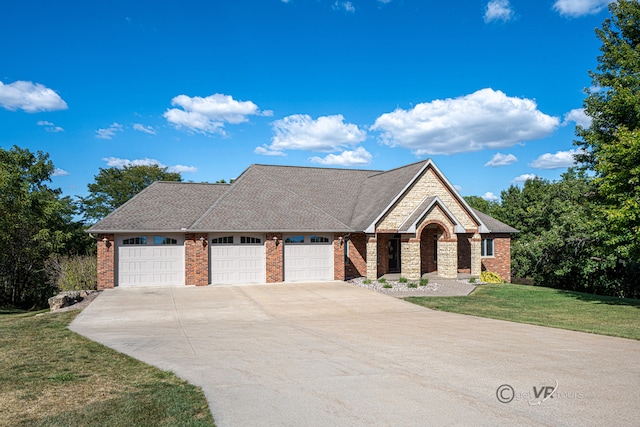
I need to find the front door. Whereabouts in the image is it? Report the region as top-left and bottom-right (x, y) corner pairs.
(388, 236), (401, 273)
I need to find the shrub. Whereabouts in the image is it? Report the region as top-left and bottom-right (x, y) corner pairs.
(480, 271), (503, 284)
(419, 278), (429, 286)
(469, 277), (476, 284)
(49, 255), (98, 291)
(407, 283), (418, 288)
(363, 279), (372, 285)
(382, 284), (392, 289)
(398, 277), (408, 283)
(378, 278), (387, 284)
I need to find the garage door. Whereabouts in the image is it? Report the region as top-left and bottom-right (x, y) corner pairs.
(210, 234), (266, 284)
(284, 234), (334, 281)
(117, 235), (185, 286)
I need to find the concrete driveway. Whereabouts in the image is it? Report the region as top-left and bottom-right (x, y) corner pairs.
(70, 282), (640, 427)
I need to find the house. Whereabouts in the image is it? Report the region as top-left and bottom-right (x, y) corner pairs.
(89, 159), (517, 289)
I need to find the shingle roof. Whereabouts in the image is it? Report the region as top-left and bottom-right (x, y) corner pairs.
(88, 182), (230, 232)
(472, 209), (519, 233)
(87, 161), (517, 235)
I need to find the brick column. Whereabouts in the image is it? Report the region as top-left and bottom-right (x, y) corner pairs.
(366, 235), (378, 280)
(97, 234), (115, 289)
(185, 233), (209, 286)
(266, 233), (283, 283)
(470, 234), (482, 277)
(345, 233), (367, 278)
(401, 236), (421, 281)
(438, 238), (458, 278)
(333, 234), (345, 280)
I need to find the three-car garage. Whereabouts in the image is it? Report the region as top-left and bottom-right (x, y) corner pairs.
(114, 233), (335, 286)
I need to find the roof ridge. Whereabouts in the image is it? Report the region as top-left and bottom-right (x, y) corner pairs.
(365, 159), (429, 178)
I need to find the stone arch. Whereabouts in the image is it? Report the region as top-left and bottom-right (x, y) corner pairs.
(417, 221), (451, 275)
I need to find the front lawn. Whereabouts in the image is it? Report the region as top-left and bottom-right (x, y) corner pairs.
(0, 309), (215, 426)
(404, 283), (640, 340)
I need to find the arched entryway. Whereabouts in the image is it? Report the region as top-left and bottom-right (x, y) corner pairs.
(419, 222), (449, 276)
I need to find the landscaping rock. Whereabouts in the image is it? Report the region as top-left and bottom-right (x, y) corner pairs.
(48, 290), (99, 311)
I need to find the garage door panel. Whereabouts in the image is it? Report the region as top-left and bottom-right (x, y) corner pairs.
(210, 235), (266, 284)
(284, 237), (333, 282)
(117, 235), (184, 287)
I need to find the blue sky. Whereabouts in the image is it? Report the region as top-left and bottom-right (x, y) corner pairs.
(1, 0), (612, 203)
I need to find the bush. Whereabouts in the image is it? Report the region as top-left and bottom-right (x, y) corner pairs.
(49, 255), (97, 291)
(419, 278), (429, 286)
(469, 277), (476, 284)
(480, 271), (503, 284)
(407, 283), (418, 288)
(382, 284), (392, 289)
(378, 278), (387, 284)
(398, 277), (408, 283)
(363, 279), (372, 285)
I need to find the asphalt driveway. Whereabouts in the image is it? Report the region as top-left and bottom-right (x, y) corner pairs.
(70, 282), (640, 426)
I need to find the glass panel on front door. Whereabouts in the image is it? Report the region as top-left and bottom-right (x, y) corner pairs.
(388, 237), (400, 272)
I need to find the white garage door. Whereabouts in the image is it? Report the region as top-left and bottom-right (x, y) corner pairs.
(210, 234), (266, 284)
(284, 235), (334, 281)
(117, 235), (185, 286)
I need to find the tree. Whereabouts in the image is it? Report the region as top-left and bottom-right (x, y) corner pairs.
(463, 195), (501, 219)
(575, 0), (640, 260)
(0, 146), (77, 308)
(79, 165), (182, 222)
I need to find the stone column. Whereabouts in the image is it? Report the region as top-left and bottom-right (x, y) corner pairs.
(366, 235), (378, 280)
(401, 236), (421, 281)
(437, 238), (458, 278)
(470, 233), (482, 277)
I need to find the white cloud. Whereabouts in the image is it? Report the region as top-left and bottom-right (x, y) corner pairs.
(530, 149), (582, 169)
(168, 164), (198, 173)
(563, 108), (592, 128)
(553, 0), (612, 17)
(164, 93), (271, 135)
(485, 152), (517, 167)
(37, 120), (64, 133)
(334, 1), (355, 12)
(52, 168), (70, 177)
(512, 173), (537, 183)
(371, 88), (560, 156)
(0, 80), (68, 113)
(133, 123), (157, 135)
(102, 157), (197, 173)
(95, 123), (123, 140)
(484, 0), (514, 23)
(254, 145), (286, 156)
(482, 192), (499, 201)
(309, 147), (373, 166)
(378, 0), (393, 3)
(268, 114), (366, 152)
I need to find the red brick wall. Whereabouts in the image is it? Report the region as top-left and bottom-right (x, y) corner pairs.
(97, 234), (115, 289)
(345, 233), (367, 278)
(266, 233), (283, 283)
(457, 233), (472, 273)
(481, 233), (512, 282)
(185, 233), (209, 286)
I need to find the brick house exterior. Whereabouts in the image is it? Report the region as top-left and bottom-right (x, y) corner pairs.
(90, 160), (517, 289)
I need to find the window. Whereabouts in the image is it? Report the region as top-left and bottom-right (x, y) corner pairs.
(154, 236), (178, 245)
(241, 236), (261, 244)
(310, 235), (329, 243)
(123, 236), (146, 245)
(284, 235), (304, 244)
(481, 238), (494, 257)
(211, 236), (234, 244)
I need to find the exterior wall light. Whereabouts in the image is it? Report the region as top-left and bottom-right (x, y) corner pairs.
(199, 236), (206, 247)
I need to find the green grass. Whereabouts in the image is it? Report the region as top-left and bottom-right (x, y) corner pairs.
(0, 309), (215, 426)
(404, 283), (640, 340)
